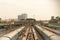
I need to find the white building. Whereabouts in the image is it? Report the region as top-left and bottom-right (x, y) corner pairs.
(18, 14), (27, 20)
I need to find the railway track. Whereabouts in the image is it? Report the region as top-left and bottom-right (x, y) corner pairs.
(18, 26), (43, 40)
(35, 25), (60, 40)
(0, 26), (22, 36)
(32, 27), (43, 40)
(41, 26), (60, 36)
(1, 25), (59, 40)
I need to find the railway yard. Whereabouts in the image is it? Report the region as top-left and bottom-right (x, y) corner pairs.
(0, 0), (60, 40)
(18, 26), (43, 40)
(0, 24), (60, 40)
(0, 26), (21, 36)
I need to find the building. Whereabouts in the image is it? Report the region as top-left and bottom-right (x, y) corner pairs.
(18, 14), (27, 20)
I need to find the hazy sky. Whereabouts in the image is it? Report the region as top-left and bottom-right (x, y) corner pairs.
(0, 0), (60, 20)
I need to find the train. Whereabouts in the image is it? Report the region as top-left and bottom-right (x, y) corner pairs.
(0, 23), (22, 29)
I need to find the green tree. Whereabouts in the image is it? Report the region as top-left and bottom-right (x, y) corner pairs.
(51, 16), (54, 20)
(0, 18), (2, 23)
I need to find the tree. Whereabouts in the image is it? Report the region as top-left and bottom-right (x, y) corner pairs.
(0, 18), (1, 20)
(26, 18), (36, 21)
(0, 18), (2, 23)
(51, 16), (54, 20)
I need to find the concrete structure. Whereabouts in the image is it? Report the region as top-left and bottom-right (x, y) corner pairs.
(18, 14), (27, 20)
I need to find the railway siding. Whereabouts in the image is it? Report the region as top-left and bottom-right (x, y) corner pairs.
(0, 26), (25, 40)
(35, 25), (60, 40)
